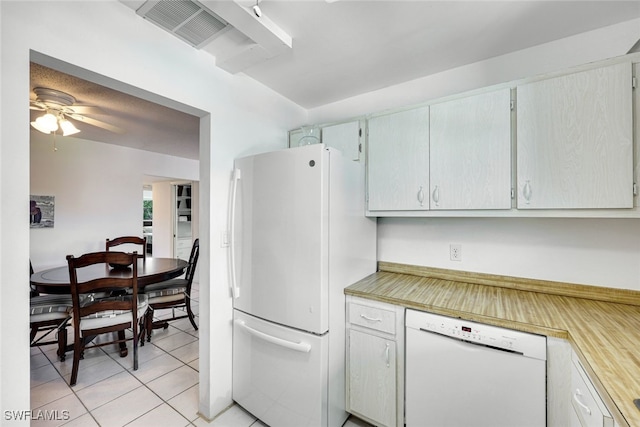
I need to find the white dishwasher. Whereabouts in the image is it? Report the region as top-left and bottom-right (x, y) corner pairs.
(405, 309), (547, 427)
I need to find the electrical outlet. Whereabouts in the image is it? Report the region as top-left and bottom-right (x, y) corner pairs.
(450, 244), (462, 261)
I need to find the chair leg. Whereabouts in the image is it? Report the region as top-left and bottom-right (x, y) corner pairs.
(133, 326), (139, 371)
(57, 326), (67, 362)
(30, 326), (38, 344)
(117, 330), (128, 357)
(138, 314), (146, 346)
(70, 338), (83, 386)
(146, 308), (153, 342)
(187, 301), (198, 331)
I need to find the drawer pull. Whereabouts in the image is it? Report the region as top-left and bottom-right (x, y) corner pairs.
(573, 389), (592, 416)
(360, 314), (382, 323)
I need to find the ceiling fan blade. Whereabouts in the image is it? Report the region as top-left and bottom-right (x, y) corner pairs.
(67, 105), (103, 115)
(67, 113), (125, 134)
(29, 100), (47, 111)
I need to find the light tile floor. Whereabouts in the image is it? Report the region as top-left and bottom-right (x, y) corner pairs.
(30, 282), (370, 427)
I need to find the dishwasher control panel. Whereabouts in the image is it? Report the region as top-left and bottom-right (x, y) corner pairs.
(405, 309), (546, 360)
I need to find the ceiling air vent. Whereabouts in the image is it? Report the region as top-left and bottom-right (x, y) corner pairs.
(137, 0), (229, 48)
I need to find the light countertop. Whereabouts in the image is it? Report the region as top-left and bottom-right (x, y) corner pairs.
(345, 262), (640, 427)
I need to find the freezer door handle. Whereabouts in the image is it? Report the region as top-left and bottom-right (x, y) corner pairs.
(235, 319), (312, 353)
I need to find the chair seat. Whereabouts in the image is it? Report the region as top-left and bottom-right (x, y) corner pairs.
(144, 279), (187, 303)
(144, 279), (188, 295)
(30, 294), (72, 321)
(73, 294), (148, 331)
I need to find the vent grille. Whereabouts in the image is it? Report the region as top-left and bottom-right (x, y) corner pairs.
(137, 1), (229, 48)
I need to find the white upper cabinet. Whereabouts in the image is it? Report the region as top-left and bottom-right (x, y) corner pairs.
(367, 106), (430, 212)
(322, 120), (362, 161)
(429, 88), (512, 210)
(516, 62), (633, 209)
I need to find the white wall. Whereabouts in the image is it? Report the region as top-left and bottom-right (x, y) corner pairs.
(309, 19), (640, 291)
(30, 133), (198, 269)
(1, 0), (306, 422)
(378, 218), (640, 290)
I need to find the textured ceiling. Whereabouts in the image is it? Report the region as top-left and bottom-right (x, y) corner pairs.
(30, 62), (201, 160)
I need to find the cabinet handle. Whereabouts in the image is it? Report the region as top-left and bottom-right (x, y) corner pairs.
(417, 186), (425, 207)
(360, 314), (382, 323)
(523, 180), (532, 204)
(385, 343), (390, 367)
(573, 389), (592, 416)
(432, 185), (440, 207)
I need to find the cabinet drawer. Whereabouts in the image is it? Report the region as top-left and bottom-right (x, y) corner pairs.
(349, 302), (396, 335)
(570, 360), (613, 427)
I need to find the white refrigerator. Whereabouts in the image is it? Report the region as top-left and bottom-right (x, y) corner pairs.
(229, 144), (376, 427)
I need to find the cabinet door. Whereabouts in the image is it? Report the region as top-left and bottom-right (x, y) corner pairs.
(348, 329), (396, 427)
(367, 107), (429, 211)
(430, 88), (512, 210)
(517, 62), (633, 209)
(322, 120), (361, 161)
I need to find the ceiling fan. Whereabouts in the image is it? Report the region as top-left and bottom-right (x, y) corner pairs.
(29, 87), (124, 136)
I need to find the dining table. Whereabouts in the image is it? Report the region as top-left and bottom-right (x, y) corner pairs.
(30, 257), (188, 295)
(30, 257), (188, 358)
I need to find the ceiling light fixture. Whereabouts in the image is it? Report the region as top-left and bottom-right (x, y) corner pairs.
(252, 0), (262, 18)
(58, 118), (81, 136)
(30, 111), (80, 136)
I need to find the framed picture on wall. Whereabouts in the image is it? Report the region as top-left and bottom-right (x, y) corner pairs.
(30, 195), (55, 228)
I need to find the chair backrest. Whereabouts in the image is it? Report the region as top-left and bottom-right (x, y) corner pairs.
(66, 251), (139, 322)
(30, 260), (38, 297)
(184, 239), (200, 289)
(106, 236), (147, 259)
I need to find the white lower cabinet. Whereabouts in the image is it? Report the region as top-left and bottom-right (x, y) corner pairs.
(570, 351), (615, 427)
(346, 296), (404, 427)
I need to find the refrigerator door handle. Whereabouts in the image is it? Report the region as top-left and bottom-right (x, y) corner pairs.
(229, 168), (241, 298)
(234, 319), (312, 353)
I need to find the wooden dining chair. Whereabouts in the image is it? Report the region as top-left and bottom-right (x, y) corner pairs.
(143, 239), (199, 342)
(66, 251), (148, 386)
(105, 236), (147, 260)
(30, 259), (71, 360)
(30, 294), (72, 361)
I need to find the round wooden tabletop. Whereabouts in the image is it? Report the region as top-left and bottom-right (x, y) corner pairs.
(30, 257), (188, 294)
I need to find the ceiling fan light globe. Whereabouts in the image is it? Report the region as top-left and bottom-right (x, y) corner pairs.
(31, 113), (59, 133)
(59, 118), (80, 136)
(30, 120), (52, 134)
(41, 113), (59, 129)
